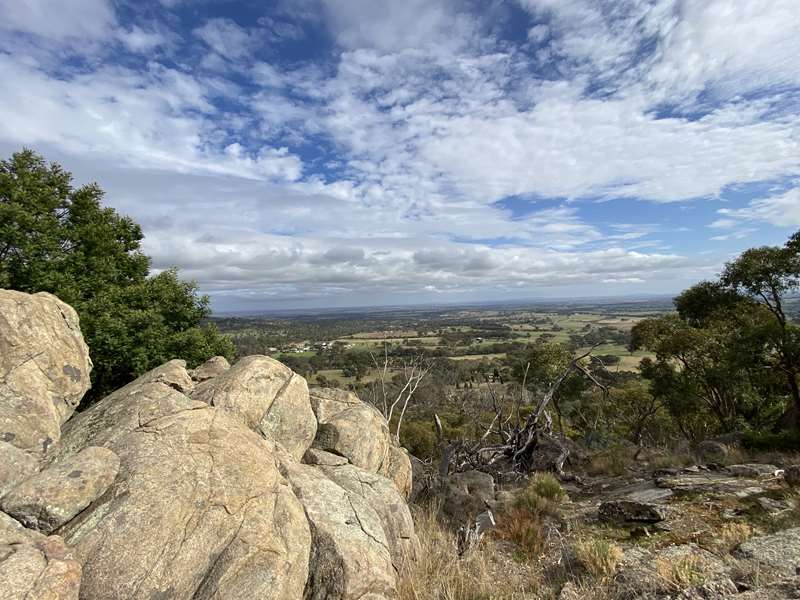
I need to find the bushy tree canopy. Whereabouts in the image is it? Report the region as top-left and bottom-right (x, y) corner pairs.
(0, 149), (234, 400)
(632, 229), (800, 434)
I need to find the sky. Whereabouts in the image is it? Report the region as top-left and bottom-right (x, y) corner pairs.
(0, 0), (799, 311)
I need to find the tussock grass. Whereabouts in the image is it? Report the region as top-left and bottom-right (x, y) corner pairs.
(586, 447), (631, 477)
(655, 554), (709, 590)
(571, 538), (623, 581)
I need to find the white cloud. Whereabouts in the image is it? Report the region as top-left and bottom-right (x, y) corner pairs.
(0, 0), (116, 42)
(714, 188), (800, 228)
(193, 18), (262, 60)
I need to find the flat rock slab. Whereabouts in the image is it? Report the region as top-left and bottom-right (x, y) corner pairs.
(1, 446), (119, 533)
(656, 472), (770, 498)
(611, 481), (674, 504)
(727, 464), (781, 478)
(736, 528), (800, 576)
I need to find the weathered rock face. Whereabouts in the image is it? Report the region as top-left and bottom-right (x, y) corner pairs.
(1, 446), (119, 533)
(193, 355), (316, 460)
(0, 290), (92, 455)
(310, 387), (391, 474)
(278, 459), (397, 600)
(0, 441), (38, 498)
(190, 355), (231, 383)
(55, 376), (312, 600)
(0, 293), (418, 600)
(696, 439), (729, 463)
(321, 462), (418, 571)
(736, 528), (800, 576)
(380, 444), (413, 501)
(0, 511), (82, 600)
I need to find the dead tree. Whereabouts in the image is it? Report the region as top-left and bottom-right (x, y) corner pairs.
(435, 347), (608, 480)
(368, 343), (432, 440)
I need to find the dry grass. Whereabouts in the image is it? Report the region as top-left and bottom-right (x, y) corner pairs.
(494, 508), (548, 560)
(398, 502), (537, 600)
(586, 448), (632, 477)
(710, 522), (754, 554)
(571, 538), (623, 581)
(655, 554), (709, 591)
(650, 452), (695, 470)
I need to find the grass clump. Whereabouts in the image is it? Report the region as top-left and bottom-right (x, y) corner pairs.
(398, 502), (535, 600)
(655, 554), (708, 591)
(512, 472), (566, 517)
(572, 538), (623, 580)
(495, 508), (547, 560)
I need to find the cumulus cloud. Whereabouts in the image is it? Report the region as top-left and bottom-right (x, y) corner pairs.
(0, 0), (797, 308)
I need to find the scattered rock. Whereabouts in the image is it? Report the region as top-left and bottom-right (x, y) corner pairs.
(189, 355), (230, 382)
(784, 465), (800, 487)
(1, 446), (119, 533)
(736, 528), (800, 576)
(0, 441), (38, 498)
(0, 290), (92, 455)
(193, 355), (317, 460)
(756, 496), (790, 514)
(728, 464), (781, 478)
(0, 511), (82, 600)
(677, 578), (739, 599)
(310, 387), (390, 474)
(599, 499), (667, 523)
(696, 440), (729, 463)
(442, 470), (496, 520)
(303, 447), (349, 466)
(279, 459), (396, 600)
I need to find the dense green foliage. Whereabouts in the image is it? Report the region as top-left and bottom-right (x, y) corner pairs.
(632, 230), (800, 436)
(0, 150), (234, 400)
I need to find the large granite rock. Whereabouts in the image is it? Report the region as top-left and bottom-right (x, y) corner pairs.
(279, 459), (397, 600)
(309, 388), (391, 474)
(736, 528), (800, 576)
(2, 446), (119, 533)
(785, 464), (800, 487)
(0, 290), (92, 455)
(54, 371), (312, 600)
(321, 462), (418, 571)
(0, 511), (82, 600)
(193, 355), (316, 460)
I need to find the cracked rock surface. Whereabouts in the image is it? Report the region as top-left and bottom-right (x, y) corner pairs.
(0, 290), (92, 455)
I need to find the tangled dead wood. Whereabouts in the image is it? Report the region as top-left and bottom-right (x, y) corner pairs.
(435, 347), (608, 480)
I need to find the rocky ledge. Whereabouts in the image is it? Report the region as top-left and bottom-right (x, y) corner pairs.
(0, 289), (417, 599)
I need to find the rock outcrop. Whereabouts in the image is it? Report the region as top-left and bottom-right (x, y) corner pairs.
(0, 290), (92, 456)
(0, 289), (416, 600)
(192, 355), (317, 461)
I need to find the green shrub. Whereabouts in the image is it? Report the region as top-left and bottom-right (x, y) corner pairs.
(742, 431), (800, 452)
